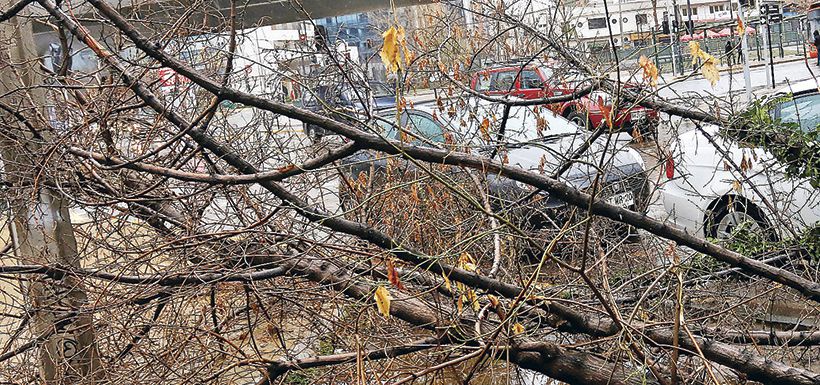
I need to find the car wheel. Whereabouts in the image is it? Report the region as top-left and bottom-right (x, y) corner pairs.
(304, 124), (322, 144)
(636, 122), (658, 141)
(707, 199), (773, 241)
(624, 122), (655, 141)
(567, 111), (592, 130)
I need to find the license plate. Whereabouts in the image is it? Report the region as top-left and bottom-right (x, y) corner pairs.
(630, 111), (646, 121)
(606, 191), (634, 208)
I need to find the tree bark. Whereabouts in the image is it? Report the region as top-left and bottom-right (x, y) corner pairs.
(0, 2), (101, 382)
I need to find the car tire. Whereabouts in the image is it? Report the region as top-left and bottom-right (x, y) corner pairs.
(567, 111), (593, 130)
(627, 122), (658, 141)
(706, 199), (774, 241)
(303, 123), (322, 144)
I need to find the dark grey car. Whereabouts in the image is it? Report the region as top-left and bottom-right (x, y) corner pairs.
(338, 104), (650, 232)
(301, 82), (396, 143)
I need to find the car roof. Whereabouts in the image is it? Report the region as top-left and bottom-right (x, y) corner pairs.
(474, 65), (538, 73)
(775, 79), (820, 96)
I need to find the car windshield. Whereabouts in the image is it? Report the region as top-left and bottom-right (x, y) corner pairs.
(500, 106), (582, 143)
(370, 82), (394, 98)
(376, 111), (445, 144)
(778, 93), (820, 133)
(437, 102), (581, 145)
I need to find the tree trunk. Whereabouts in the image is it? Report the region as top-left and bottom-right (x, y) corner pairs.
(0, 2), (101, 382)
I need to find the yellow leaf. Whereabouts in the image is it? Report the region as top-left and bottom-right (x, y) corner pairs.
(638, 55), (658, 88)
(737, 16), (744, 36)
(688, 41), (702, 65)
(702, 57), (720, 87)
(464, 289), (480, 311)
(442, 273), (452, 292)
(513, 323), (525, 335)
(379, 26), (406, 73)
(374, 286), (391, 318)
(688, 41), (720, 87)
(459, 252), (478, 272)
(479, 117), (490, 141)
(457, 294), (464, 313)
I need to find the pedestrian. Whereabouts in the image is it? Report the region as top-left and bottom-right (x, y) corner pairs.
(737, 40), (742, 64)
(813, 31), (820, 66)
(725, 39), (734, 66)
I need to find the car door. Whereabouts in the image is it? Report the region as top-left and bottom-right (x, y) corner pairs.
(488, 70), (517, 97)
(517, 68), (548, 99)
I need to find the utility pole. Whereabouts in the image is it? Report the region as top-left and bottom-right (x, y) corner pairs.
(738, 0), (753, 101)
(462, 0), (473, 28)
(672, 0), (684, 75)
(685, 0), (694, 37)
(761, 4), (773, 88)
(666, 2), (678, 74)
(0, 0), (101, 383)
(619, 0), (625, 47)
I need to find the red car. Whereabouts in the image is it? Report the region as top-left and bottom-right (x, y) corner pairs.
(469, 64), (659, 138)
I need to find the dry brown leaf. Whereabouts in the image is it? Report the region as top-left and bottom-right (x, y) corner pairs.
(732, 180), (742, 193)
(513, 323), (525, 335)
(386, 259), (405, 290)
(479, 117), (491, 141)
(488, 294), (500, 308)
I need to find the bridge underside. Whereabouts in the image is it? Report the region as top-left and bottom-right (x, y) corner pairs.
(32, 0), (439, 69)
(33, 0), (437, 34)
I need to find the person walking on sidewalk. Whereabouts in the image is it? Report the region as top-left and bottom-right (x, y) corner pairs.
(737, 39), (742, 64)
(725, 39), (734, 66)
(814, 31), (820, 66)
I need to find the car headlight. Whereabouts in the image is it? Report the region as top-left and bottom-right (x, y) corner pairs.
(627, 148), (645, 170)
(514, 180), (532, 191)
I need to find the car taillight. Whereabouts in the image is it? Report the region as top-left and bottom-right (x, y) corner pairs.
(665, 155), (675, 179)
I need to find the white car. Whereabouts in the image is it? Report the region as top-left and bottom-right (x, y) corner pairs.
(660, 80), (820, 240)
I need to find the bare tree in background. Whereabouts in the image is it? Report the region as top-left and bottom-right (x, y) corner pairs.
(0, 0), (816, 384)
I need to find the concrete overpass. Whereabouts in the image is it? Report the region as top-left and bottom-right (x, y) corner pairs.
(32, 0), (440, 69)
(33, 0), (439, 34)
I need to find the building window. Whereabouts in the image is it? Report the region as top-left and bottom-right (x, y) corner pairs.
(588, 17), (608, 29)
(709, 5), (725, 13)
(681, 7), (698, 16)
(636, 14), (648, 25)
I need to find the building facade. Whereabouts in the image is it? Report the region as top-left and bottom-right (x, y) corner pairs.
(572, 0), (750, 46)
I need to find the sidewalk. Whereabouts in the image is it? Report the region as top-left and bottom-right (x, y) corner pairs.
(664, 55), (807, 82)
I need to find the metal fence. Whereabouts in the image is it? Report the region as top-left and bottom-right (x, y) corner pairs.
(590, 20), (808, 72)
